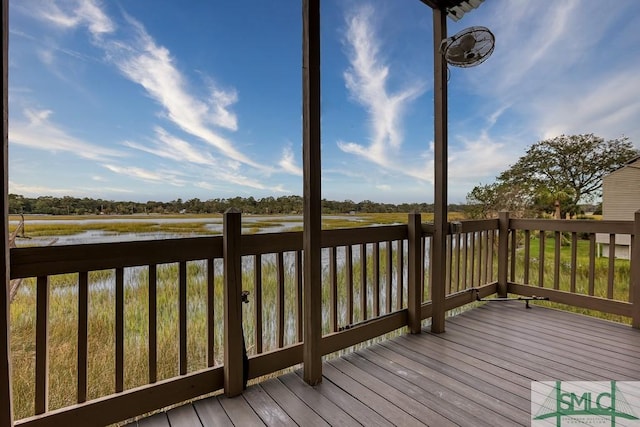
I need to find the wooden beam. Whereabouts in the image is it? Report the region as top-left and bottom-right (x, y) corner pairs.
(1, 0), (14, 423)
(302, 0), (323, 385)
(430, 6), (448, 333)
(418, 0), (440, 9)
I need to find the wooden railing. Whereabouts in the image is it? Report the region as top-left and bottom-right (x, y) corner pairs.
(7, 211), (639, 426)
(505, 211), (640, 324)
(9, 212), (483, 427)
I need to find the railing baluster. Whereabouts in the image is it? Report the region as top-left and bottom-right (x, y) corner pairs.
(455, 233), (461, 293)
(469, 232), (475, 287)
(462, 233), (468, 290)
(296, 250), (303, 343)
(538, 231), (545, 287)
(35, 275), (49, 415)
(77, 272), (88, 403)
(115, 267), (124, 393)
(396, 240), (403, 310)
(179, 261), (187, 375)
(360, 244), (367, 321)
(149, 265), (158, 380)
(554, 231), (561, 290)
(373, 242), (380, 317)
(445, 234), (452, 294)
(608, 234), (616, 299)
(329, 247), (338, 332)
(488, 230), (495, 282)
(385, 241), (392, 314)
(206, 259), (215, 365)
(524, 230), (530, 284)
(422, 236), (428, 302)
(346, 245), (354, 324)
(509, 230), (516, 283)
(570, 233), (577, 294)
(588, 234), (596, 296)
(477, 232), (483, 286)
(498, 212), (509, 297)
(426, 236), (432, 301)
(253, 255), (263, 354)
(277, 252), (285, 348)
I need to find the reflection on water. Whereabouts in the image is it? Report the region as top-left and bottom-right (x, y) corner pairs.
(13, 215), (354, 246)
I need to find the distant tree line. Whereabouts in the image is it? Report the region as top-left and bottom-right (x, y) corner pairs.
(8, 194), (469, 216)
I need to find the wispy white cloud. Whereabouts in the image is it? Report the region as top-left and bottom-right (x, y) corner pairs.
(338, 4), (426, 167)
(102, 14), (264, 169)
(9, 181), (77, 197)
(123, 127), (218, 167)
(10, 108), (124, 160)
(31, 0), (269, 174)
(33, 0), (115, 37)
(278, 144), (303, 176)
(457, 0), (640, 144)
(449, 132), (513, 180)
(103, 164), (187, 186)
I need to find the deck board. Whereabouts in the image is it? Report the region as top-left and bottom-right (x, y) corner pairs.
(242, 384), (296, 426)
(130, 302), (640, 426)
(192, 397), (233, 427)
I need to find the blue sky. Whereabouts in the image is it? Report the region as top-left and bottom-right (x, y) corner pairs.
(8, 0), (640, 204)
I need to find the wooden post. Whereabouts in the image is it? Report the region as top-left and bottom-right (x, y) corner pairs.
(223, 209), (244, 396)
(631, 210), (640, 328)
(497, 211), (509, 298)
(1, 0), (14, 422)
(407, 213), (422, 333)
(302, 0), (322, 385)
(430, 6), (447, 334)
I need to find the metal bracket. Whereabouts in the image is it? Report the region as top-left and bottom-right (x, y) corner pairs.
(471, 288), (549, 309)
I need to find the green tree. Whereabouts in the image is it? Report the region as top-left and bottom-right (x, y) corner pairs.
(469, 134), (638, 218)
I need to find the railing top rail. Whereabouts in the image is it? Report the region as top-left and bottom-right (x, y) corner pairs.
(10, 224), (410, 279)
(10, 236), (224, 279)
(447, 218), (499, 233)
(510, 218), (633, 234)
(321, 224), (407, 247)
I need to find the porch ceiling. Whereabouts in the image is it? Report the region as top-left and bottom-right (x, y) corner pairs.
(419, 0), (485, 21)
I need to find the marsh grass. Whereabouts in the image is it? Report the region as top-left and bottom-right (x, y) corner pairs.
(10, 221), (218, 237)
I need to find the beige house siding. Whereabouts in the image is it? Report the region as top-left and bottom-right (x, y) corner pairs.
(595, 158), (640, 259)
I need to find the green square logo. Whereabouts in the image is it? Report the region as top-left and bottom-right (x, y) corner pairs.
(532, 381), (640, 426)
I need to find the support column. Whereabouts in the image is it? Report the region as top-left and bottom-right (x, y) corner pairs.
(431, 6), (448, 333)
(407, 213), (422, 333)
(1, 0), (14, 423)
(223, 209), (244, 396)
(302, 0), (322, 385)
(497, 211), (510, 298)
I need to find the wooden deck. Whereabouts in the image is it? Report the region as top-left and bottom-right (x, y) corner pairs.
(127, 302), (640, 426)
